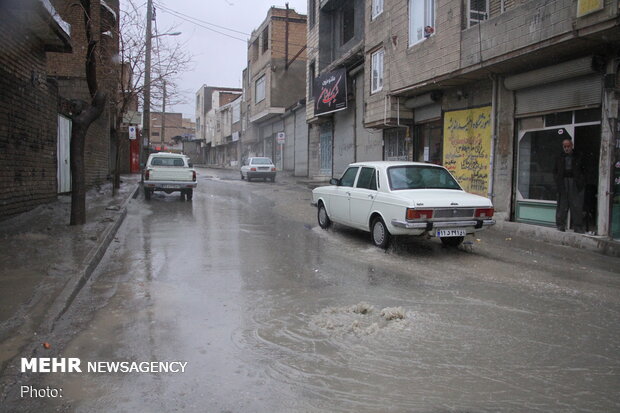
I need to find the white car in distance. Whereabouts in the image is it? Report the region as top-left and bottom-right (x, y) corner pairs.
(311, 161), (495, 248)
(240, 157), (277, 182)
(143, 152), (197, 201)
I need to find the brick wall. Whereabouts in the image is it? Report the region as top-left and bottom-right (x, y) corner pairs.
(48, 0), (119, 187)
(0, 16), (60, 220)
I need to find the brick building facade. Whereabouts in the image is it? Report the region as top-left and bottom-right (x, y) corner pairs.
(0, 0), (71, 220)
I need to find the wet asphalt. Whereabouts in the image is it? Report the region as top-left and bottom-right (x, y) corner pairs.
(3, 168), (620, 412)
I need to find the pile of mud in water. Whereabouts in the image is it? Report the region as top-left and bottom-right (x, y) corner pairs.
(310, 302), (409, 336)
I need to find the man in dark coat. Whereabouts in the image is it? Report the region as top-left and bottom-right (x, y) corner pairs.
(553, 138), (585, 233)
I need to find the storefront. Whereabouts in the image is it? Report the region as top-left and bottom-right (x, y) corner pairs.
(505, 56), (606, 234)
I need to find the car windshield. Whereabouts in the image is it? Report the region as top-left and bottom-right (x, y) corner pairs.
(387, 165), (462, 191)
(150, 157), (185, 167)
(252, 158), (273, 165)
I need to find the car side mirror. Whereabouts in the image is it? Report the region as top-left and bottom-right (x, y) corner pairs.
(329, 178), (340, 186)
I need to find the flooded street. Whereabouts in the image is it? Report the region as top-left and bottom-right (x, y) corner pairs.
(5, 169), (620, 412)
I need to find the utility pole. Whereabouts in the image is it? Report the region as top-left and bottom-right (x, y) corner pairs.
(161, 80), (166, 149)
(141, 0), (153, 167)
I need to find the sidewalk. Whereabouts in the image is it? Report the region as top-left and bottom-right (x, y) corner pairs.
(0, 175), (140, 372)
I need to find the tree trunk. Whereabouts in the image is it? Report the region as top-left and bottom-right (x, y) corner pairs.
(111, 117), (123, 195)
(69, 91), (107, 225)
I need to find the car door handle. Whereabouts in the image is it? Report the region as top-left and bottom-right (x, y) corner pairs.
(346, 192), (351, 196)
(368, 194), (374, 199)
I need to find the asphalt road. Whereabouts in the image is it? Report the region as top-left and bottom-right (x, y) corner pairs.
(4, 168), (620, 412)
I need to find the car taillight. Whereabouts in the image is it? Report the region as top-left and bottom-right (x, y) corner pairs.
(406, 208), (433, 220)
(475, 208), (494, 218)
(271, 167), (276, 172)
(251, 167), (257, 171)
(145, 169), (150, 180)
(192, 170), (196, 181)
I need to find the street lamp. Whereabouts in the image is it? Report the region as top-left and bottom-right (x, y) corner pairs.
(141, 0), (181, 168)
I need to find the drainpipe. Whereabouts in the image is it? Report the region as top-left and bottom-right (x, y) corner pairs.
(489, 74), (498, 202)
(285, 3), (289, 70)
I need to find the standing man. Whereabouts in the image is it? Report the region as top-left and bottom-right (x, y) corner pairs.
(553, 138), (585, 233)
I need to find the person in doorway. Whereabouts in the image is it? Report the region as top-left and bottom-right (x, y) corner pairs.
(553, 138), (586, 233)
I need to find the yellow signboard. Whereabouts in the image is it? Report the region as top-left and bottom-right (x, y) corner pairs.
(443, 106), (492, 196)
(577, 0), (603, 17)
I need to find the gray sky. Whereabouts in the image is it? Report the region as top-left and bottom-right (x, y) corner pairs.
(153, 0), (308, 120)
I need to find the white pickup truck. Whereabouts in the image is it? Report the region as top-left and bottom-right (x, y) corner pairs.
(143, 152), (197, 201)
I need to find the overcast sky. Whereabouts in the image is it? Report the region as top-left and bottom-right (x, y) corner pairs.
(152, 0), (308, 120)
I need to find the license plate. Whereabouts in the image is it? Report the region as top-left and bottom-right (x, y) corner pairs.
(258, 167), (269, 170)
(161, 184), (179, 189)
(436, 229), (466, 237)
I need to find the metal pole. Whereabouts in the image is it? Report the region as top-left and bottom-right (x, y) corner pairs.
(161, 80), (166, 149)
(142, 0), (153, 166)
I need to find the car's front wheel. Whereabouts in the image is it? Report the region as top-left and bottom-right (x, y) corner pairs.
(317, 203), (332, 229)
(371, 217), (391, 249)
(440, 236), (464, 247)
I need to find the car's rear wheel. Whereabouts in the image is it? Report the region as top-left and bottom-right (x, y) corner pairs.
(144, 187), (151, 200)
(440, 236), (464, 247)
(186, 189), (193, 201)
(240, 172), (244, 180)
(317, 203), (332, 229)
(371, 217), (391, 249)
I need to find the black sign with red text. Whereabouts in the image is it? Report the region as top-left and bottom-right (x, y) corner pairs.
(314, 68), (347, 116)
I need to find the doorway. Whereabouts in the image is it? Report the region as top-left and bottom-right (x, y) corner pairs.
(574, 124), (601, 233)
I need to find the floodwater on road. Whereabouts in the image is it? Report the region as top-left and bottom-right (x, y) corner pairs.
(5, 175), (620, 412)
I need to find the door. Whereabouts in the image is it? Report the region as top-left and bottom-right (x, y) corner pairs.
(574, 124), (601, 233)
(330, 166), (358, 224)
(57, 115), (71, 193)
(349, 167), (378, 229)
(320, 122), (333, 176)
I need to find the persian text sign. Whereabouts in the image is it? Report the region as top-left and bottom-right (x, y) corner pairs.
(443, 107), (492, 196)
(314, 68), (347, 116)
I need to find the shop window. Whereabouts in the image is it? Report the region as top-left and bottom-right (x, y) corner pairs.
(545, 112), (572, 127)
(414, 120), (442, 164)
(575, 108), (601, 123)
(517, 128), (568, 201)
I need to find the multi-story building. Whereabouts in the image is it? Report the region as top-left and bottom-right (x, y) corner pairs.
(360, 0), (620, 239)
(150, 111), (184, 149)
(306, 0), (383, 180)
(244, 6), (309, 174)
(195, 85), (242, 165)
(0, 0), (72, 219)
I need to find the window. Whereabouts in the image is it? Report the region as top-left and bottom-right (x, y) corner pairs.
(309, 0), (316, 28)
(384, 128), (408, 161)
(261, 27), (269, 53)
(341, 3), (355, 45)
(409, 0), (435, 46)
(232, 101), (240, 123)
(255, 76), (265, 103)
(468, 0), (488, 27)
(309, 61), (316, 98)
(356, 167), (377, 190)
(388, 166), (460, 191)
(371, 49), (384, 93)
(340, 167), (359, 187)
(372, 0), (384, 19)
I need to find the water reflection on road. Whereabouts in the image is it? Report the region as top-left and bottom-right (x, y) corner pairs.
(17, 176), (620, 412)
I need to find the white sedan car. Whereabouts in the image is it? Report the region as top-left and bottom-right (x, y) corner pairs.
(312, 161), (495, 248)
(240, 157), (277, 182)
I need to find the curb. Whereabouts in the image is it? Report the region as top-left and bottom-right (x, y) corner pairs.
(493, 220), (620, 258)
(41, 183), (140, 332)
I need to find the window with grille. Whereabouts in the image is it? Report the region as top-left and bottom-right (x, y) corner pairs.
(468, 0), (488, 27)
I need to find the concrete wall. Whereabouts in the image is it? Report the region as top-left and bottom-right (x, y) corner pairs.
(293, 107), (309, 176)
(333, 106), (356, 177)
